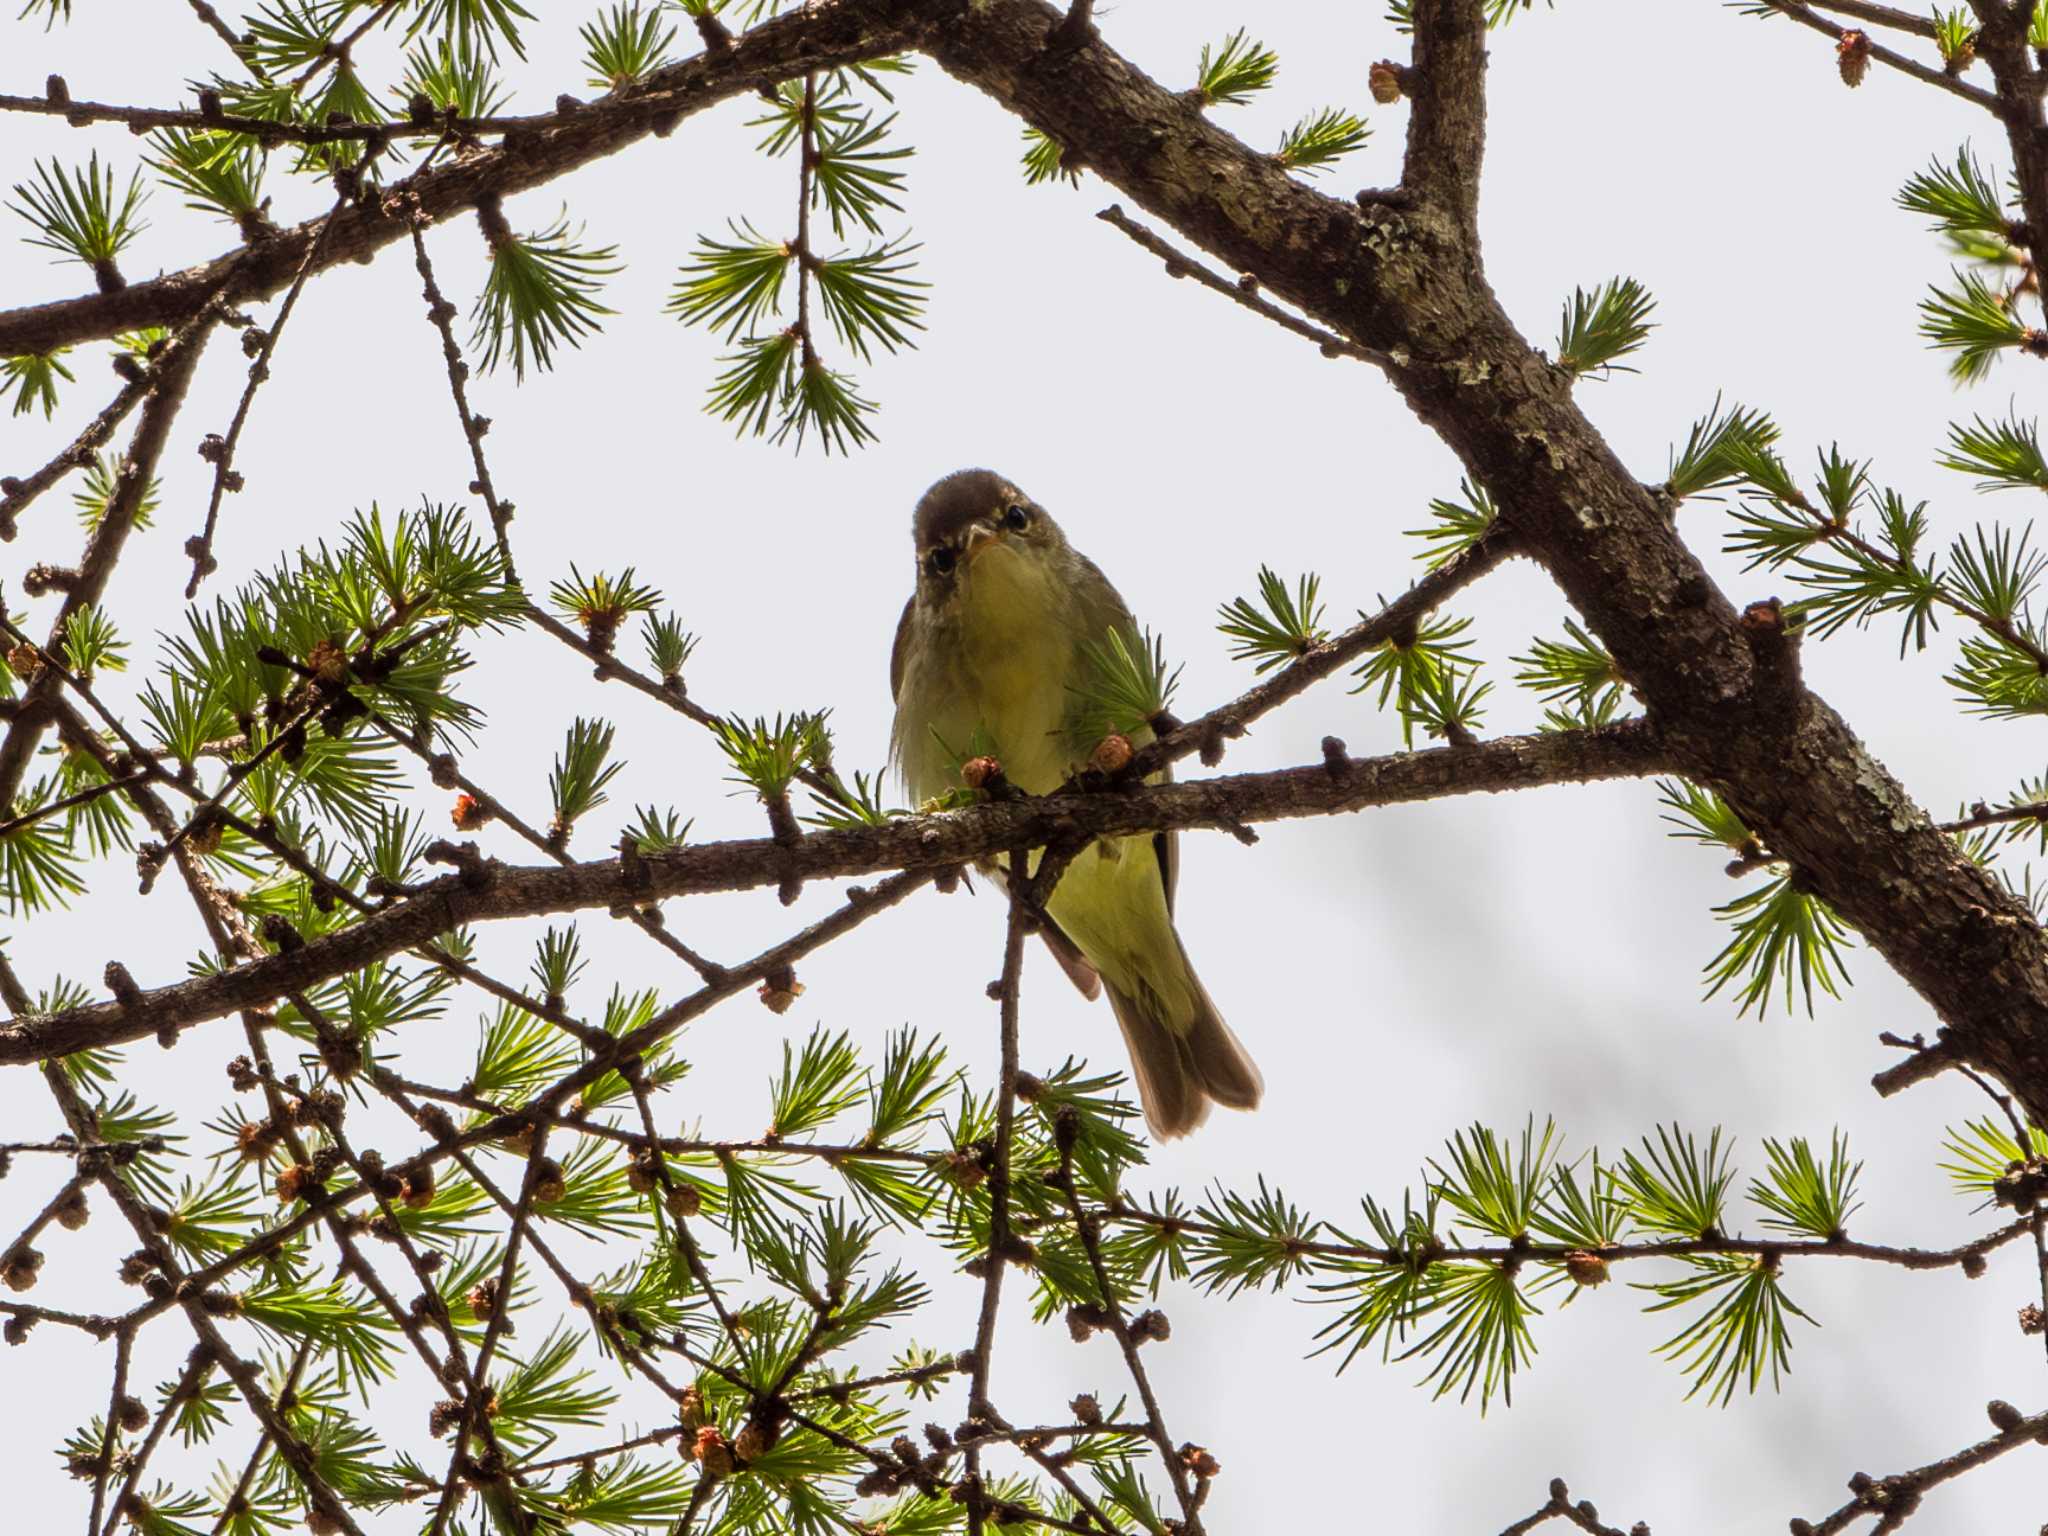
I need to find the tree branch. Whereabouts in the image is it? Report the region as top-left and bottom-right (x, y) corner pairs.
(0, 724), (1668, 1065)
(0, 4), (929, 358)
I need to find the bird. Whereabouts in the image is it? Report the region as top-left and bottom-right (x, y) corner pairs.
(888, 468), (1262, 1139)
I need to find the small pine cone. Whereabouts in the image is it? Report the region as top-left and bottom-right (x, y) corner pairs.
(1564, 1250), (1609, 1288)
(119, 1250), (157, 1286)
(1988, 1399), (2025, 1432)
(1066, 1304), (1112, 1342)
(628, 1149), (661, 1193)
(226, 1055), (260, 1092)
(757, 974), (805, 1015)
(695, 1427), (735, 1478)
(54, 1187), (90, 1231)
(1130, 1308), (1171, 1344)
(531, 1157), (566, 1204)
(1368, 60), (1404, 104)
(4, 1314), (31, 1345)
(273, 1163), (313, 1204)
(734, 1421), (769, 1463)
(304, 638), (349, 684)
(116, 1395), (149, 1433)
(1178, 1443), (1220, 1480)
(1088, 732), (1134, 774)
(3, 1246), (45, 1291)
(236, 1120), (277, 1162)
(679, 1385), (708, 1434)
(1837, 30), (1871, 88)
(400, 1165), (437, 1210)
(6, 643), (44, 682)
(940, 1149), (987, 1192)
(467, 1277), (501, 1320)
(1070, 1393), (1102, 1425)
(666, 1183), (703, 1220)
(450, 792), (489, 831)
(2020, 1302), (2045, 1335)
(960, 755), (1003, 790)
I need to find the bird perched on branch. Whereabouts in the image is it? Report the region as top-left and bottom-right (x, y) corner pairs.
(889, 468), (1261, 1139)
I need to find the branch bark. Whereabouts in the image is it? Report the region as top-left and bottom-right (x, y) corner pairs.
(0, 725), (1669, 1064)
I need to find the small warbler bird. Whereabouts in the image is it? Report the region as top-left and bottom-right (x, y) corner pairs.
(889, 469), (1262, 1139)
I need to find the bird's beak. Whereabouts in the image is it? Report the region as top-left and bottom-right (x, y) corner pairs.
(961, 521), (1001, 566)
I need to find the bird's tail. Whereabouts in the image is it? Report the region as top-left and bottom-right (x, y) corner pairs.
(1104, 936), (1262, 1141)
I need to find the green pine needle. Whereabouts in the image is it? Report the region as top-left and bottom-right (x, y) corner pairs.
(471, 213), (621, 380)
(1194, 29), (1279, 106)
(1068, 625), (1182, 746)
(1938, 1115), (2048, 1202)
(1643, 1253), (1812, 1406)
(1944, 521), (2043, 624)
(1216, 566), (1328, 673)
(1275, 108), (1371, 175)
(641, 611), (698, 682)
(1513, 619), (1622, 712)
(1919, 268), (2033, 381)
(9, 152), (147, 268)
(1749, 1132), (1861, 1240)
(1021, 127), (1079, 187)
(1665, 396), (1780, 500)
(811, 111), (913, 239)
(548, 717), (623, 833)
(1933, 7), (1979, 66)
(1554, 276), (1656, 379)
(777, 355), (879, 455)
(811, 239), (929, 362)
(1703, 874), (1854, 1017)
(147, 130), (265, 223)
(396, 35), (511, 123)
(668, 224), (792, 342)
(1404, 478), (1497, 569)
(714, 711), (825, 800)
(1899, 145), (2007, 239)
(579, 0), (674, 90)
(1941, 412), (2048, 492)
(1350, 614), (1483, 746)
(405, 0), (535, 63)
(2, 349), (74, 419)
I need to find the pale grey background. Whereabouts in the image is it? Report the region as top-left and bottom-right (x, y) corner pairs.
(4, 1), (2044, 1530)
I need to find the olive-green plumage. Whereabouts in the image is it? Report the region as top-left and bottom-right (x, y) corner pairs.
(889, 469), (1261, 1139)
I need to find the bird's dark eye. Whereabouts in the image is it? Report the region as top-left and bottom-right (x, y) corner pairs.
(927, 546), (956, 577)
(1002, 504), (1030, 531)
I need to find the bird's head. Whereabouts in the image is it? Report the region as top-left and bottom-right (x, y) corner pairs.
(908, 468), (1067, 614)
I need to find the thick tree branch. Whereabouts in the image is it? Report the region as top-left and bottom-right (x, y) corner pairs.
(896, 0), (2048, 1127)
(0, 725), (1669, 1064)
(0, 3), (928, 357)
(1403, 0), (1490, 233)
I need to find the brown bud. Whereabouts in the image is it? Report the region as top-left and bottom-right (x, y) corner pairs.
(531, 1157), (566, 1204)
(304, 638), (348, 684)
(1368, 60), (1404, 104)
(226, 1055), (260, 1092)
(116, 1395), (149, 1433)
(273, 1163), (313, 1204)
(6, 643), (45, 682)
(54, 1187), (90, 1231)
(1179, 1442), (1220, 1480)
(1988, 1399), (2025, 1432)
(939, 1150), (987, 1192)
(1564, 1250), (1609, 1288)
(3, 1246), (44, 1291)
(679, 1385), (708, 1434)
(429, 1400), (464, 1439)
(450, 792), (489, 831)
(1088, 733), (1133, 774)
(2021, 1303), (2045, 1336)
(1837, 29), (1871, 88)
(960, 755), (1004, 790)
(666, 1183), (703, 1219)
(400, 1164), (437, 1210)
(734, 1421), (769, 1463)
(307, 1508), (344, 1536)
(467, 1277), (501, 1320)
(1070, 1393), (1102, 1425)
(757, 974), (805, 1015)
(1130, 1308), (1171, 1344)
(694, 1427), (735, 1478)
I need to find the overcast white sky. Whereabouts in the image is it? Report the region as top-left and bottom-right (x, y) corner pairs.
(5, 1), (2046, 1530)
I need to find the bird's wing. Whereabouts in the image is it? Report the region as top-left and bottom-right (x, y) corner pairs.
(1067, 554), (1179, 914)
(889, 594), (915, 702)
